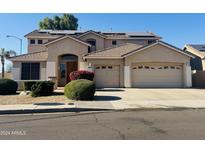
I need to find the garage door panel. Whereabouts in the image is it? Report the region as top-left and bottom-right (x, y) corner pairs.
(94, 65), (120, 88)
(132, 63), (183, 88)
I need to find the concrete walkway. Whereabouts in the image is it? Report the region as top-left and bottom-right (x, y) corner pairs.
(0, 88), (205, 114)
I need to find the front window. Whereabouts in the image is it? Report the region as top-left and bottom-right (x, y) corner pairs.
(87, 39), (96, 53)
(148, 40), (156, 44)
(30, 39), (35, 44)
(112, 40), (117, 45)
(38, 40), (43, 44)
(21, 63), (40, 80)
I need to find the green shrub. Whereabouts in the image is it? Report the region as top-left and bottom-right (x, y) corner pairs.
(0, 79), (18, 95)
(23, 81), (37, 91)
(31, 81), (55, 97)
(64, 79), (96, 100)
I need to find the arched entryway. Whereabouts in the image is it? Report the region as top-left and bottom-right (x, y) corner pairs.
(58, 54), (78, 86)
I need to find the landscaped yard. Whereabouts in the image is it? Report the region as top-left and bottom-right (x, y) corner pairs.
(0, 92), (69, 105)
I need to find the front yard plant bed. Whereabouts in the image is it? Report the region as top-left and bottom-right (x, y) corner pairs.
(64, 79), (96, 100)
(0, 79), (18, 95)
(31, 81), (55, 97)
(23, 81), (37, 91)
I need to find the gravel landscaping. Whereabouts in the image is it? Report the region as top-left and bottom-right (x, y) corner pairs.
(0, 92), (70, 105)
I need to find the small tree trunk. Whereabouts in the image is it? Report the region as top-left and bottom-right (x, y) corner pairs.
(2, 63), (4, 79)
(1, 56), (4, 79)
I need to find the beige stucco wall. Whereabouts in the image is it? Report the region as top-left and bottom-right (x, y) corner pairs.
(104, 39), (148, 48)
(46, 37), (89, 85)
(47, 38), (88, 62)
(185, 46), (205, 71)
(86, 59), (124, 87)
(79, 33), (105, 51)
(27, 39), (50, 53)
(125, 44), (190, 65)
(125, 44), (191, 87)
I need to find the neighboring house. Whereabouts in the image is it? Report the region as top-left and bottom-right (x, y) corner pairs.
(9, 30), (193, 88)
(184, 44), (205, 70)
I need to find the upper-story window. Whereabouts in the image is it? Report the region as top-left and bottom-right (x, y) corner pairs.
(30, 39), (35, 44)
(148, 40), (155, 44)
(112, 40), (117, 45)
(38, 40), (43, 44)
(87, 39), (96, 53)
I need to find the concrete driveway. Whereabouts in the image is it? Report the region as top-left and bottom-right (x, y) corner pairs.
(94, 88), (205, 109)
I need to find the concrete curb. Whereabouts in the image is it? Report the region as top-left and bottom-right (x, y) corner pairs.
(0, 107), (112, 115)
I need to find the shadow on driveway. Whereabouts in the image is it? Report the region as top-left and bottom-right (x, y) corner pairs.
(97, 88), (124, 92)
(94, 96), (121, 101)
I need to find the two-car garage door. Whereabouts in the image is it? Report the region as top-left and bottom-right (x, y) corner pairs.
(132, 63), (183, 88)
(93, 63), (183, 88)
(94, 65), (120, 88)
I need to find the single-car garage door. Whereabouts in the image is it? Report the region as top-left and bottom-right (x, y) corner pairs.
(132, 63), (183, 87)
(94, 65), (120, 88)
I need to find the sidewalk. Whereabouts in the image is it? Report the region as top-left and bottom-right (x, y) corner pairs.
(1, 99), (205, 115)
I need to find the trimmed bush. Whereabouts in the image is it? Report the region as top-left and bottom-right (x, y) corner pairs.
(64, 79), (96, 100)
(31, 81), (55, 97)
(23, 81), (37, 91)
(0, 79), (18, 95)
(69, 70), (94, 81)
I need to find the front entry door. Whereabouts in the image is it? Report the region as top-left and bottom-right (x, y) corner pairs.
(67, 61), (78, 83)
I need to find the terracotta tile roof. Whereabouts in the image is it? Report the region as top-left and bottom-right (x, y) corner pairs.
(84, 43), (143, 58)
(9, 51), (48, 61)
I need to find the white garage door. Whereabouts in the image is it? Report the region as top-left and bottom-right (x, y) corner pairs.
(132, 63), (183, 87)
(94, 65), (120, 88)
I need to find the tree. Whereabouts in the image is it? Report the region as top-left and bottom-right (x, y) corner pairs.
(39, 17), (54, 30)
(0, 48), (16, 78)
(39, 14), (78, 30)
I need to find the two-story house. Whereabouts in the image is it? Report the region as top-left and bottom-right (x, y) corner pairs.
(184, 44), (205, 71)
(10, 30), (193, 88)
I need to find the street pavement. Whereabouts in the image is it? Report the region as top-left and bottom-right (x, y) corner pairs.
(0, 109), (205, 139)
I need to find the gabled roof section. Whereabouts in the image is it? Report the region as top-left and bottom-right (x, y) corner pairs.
(122, 41), (195, 58)
(184, 44), (205, 58)
(78, 30), (106, 39)
(9, 51), (48, 61)
(84, 41), (194, 59)
(186, 44), (205, 51)
(44, 35), (91, 46)
(84, 43), (143, 59)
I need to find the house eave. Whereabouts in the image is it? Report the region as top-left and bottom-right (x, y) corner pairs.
(83, 56), (122, 60)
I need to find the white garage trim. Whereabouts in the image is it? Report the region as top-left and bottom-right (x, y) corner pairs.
(124, 66), (131, 87)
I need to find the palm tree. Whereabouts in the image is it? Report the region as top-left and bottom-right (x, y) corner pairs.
(0, 48), (16, 78)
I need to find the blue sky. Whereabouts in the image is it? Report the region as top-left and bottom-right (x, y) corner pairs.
(0, 13), (205, 55)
